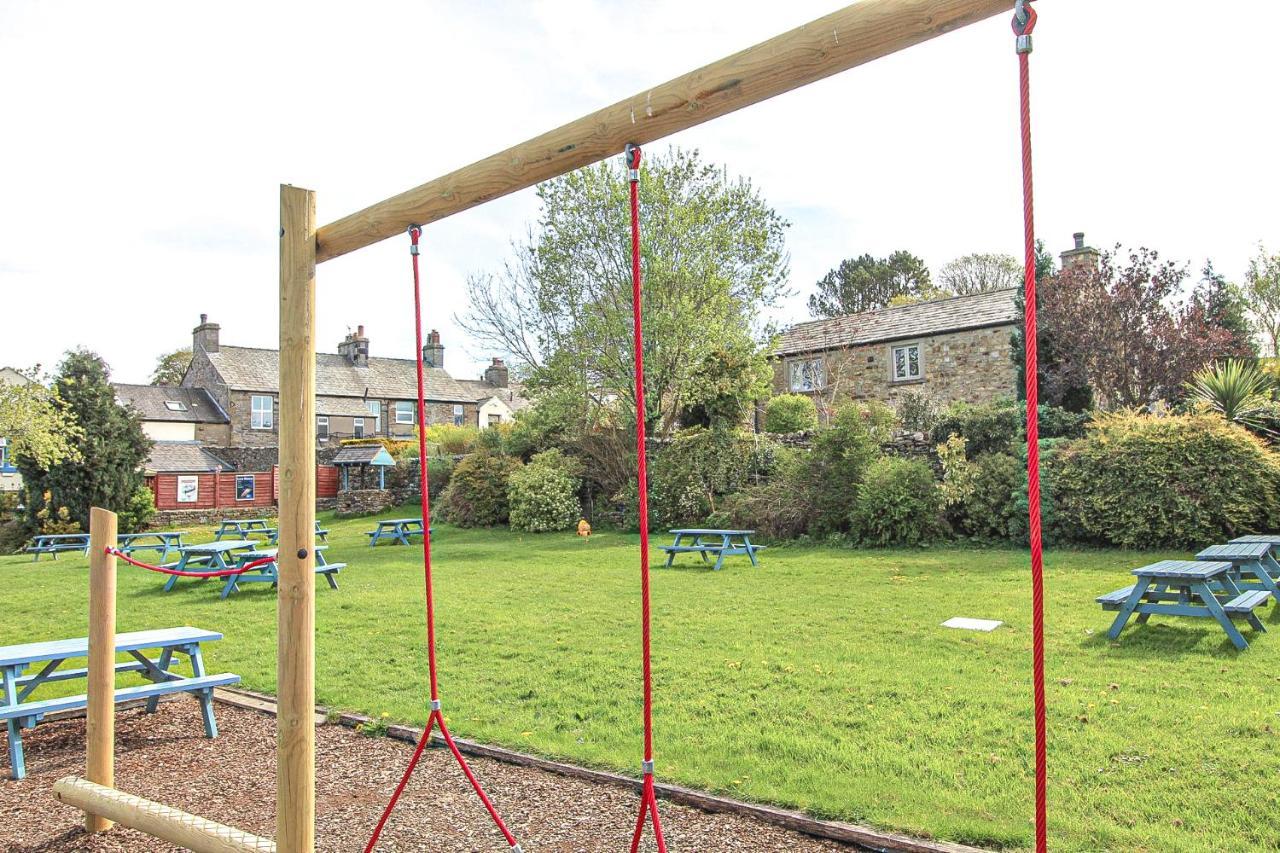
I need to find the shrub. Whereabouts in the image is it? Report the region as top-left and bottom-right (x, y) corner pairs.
(805, 402), (893, 536)
(1184, 359), (1277, 439)
(647, 428), (779, 529)
(952, 452), (1024, 541)
(849, 456), (944, 546)
(763, 394), (818, 433)
(932, 399), (1089, 457)
(710, 449), (812, 540)
(893, 390), (940, 434)
(425, 424), (479, 455)
(475, 422), (514, 454)
(118, 485), (156, 532)
(440, 452), (522, 527)
(425, 456), (453, 501)
(1053, 412), (1280, 548)
(508, 450), (582, 532)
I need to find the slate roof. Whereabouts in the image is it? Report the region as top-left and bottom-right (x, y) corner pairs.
(332, 445), (397, 466)
(145, 441), (234, 474)
(456, 380), (531, 412)
(205, 346), (478, 403)
(114, 384), (229, 423)
(775, 288), (1020, 357)
(316, 396), (381, 418)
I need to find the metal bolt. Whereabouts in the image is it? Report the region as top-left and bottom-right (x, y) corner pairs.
(296, 548), (307, 559)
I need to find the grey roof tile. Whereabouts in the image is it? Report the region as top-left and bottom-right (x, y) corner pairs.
(145, 441), (234, 473)
(776, 288), (1020, 356)
(114, 384), (229, 423)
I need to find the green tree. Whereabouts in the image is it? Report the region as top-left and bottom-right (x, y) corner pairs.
(0, 370), (82, 470)
(1011, 240), (1093, 412)
(1245, 243), (1280, 357)
(17, 349), (151, 530)
(938, 252), (1022, 295)
(806, 251), (931, 318)
(150, 347), (192, 385)
(460, 146), (789, 439)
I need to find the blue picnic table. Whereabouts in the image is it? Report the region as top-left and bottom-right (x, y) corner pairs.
(159, 540), (258, 592)
(366, 518), (429, 547)
(1098, 560), (1271, 651)
(0, 627), (239, 779)
(658, 529), (765, 571)
(218, 546), (345, 598)
(1197, 542), (1280, 599)
(116, 531), (187, 563)
(263, 521), (329, 546)
(213, 518), (275, 541)
(1232, 534), (1280, 549)
(23, 533), (90, 561)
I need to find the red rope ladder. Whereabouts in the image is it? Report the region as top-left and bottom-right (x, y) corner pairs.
(363, 226), (522, 852)
(1013, 2), (1048, 851)
(105, 547), (277, 578)
(624, 143), (668, 853)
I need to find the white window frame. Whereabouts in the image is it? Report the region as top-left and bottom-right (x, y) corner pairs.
(891, 343), (924, 382)
(452, 404), (465, 426)
(0, 438), (9, 469)
(366, 400), (381, 433)
(787, 357), (825, 392)
(316, 416), (329, 439)
(394, 401), (415, 425)
(164, 400), (188, 412)
(250, 395), (274, 429)
(353, 417), (365, 439)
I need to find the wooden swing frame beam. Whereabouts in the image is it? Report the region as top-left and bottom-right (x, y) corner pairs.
(63, 3), (1014, 851)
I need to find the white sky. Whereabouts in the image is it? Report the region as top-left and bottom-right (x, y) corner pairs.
(2, 1), (1277, 384)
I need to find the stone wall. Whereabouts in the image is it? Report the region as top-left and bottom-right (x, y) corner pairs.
(151, 504), (278, 529)
(336, 488), (396, 517)
(773, 325), (1017, 412)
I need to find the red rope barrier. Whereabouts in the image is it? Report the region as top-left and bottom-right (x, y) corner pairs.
(1012, 3), (1047, 852)
(624, 143), (668, 853)
(363, 226), (521, 852)
(105, 547), (275, 578)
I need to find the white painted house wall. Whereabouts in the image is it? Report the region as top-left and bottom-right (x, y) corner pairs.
(478, 396), (515, 428)
(141, 421), (197, 442)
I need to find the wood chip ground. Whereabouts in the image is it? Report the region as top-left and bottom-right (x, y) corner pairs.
(1, 700), (855, 852)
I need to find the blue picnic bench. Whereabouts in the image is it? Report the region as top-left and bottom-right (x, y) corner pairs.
(158, 540), (259, 592)
(1196, 542), (1280, 599)
(1, 627), (239, 779)
(263, 521), (329, 546)
(23, 533), (91, 561)
(658, 529), (765, 571)
(213, 518), (275, 541)
(116, 531), (187, 563)
(218, 546), (345, 598)
(366, 518), (428, 547)
(1098, 559), (1271, 651)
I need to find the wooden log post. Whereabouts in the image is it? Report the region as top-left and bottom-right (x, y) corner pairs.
(86, 506), (118, 833)
(315, 0), (1014, 263)
(277, 184), (317, 853)
(53, 777), (277, 853)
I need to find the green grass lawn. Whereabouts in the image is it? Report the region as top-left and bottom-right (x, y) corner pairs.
(3, 509), (1279, 851)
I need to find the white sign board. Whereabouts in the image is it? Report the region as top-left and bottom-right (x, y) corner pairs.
(176, 475), (199, 504)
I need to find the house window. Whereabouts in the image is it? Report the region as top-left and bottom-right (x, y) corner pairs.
(250, 395), (274, 429)
(394, 401), (415, 425)
(0, 438), (10, 471)
(164, 400), (188, 412)
(488, 414), (502, 428)
(453, 405), (465, 426)
(366, 400), (381, 434)
(353, 417), (365, 439)
(891, 344), (923, 382)
(235, 475), (256, 502)
(316, 416), (329, 439)
(788, 358), (825, 392)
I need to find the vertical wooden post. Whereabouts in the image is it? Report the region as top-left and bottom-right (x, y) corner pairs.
(86, 506), (117, 833)
(277, 184), (317, 853)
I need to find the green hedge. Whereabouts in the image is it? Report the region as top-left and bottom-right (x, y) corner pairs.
(850, 456), (944, 546)
(440, 452), (522, 527)
(763, 394), (818, 433)
(932, 400), (1089, 457)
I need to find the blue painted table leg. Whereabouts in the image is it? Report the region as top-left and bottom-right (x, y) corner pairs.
(219, 574), (238, 599)
(745, 539), (759, 567)
(713, 537), (728, 571)
(3, 667), (25, 780)
(145, 648), (174, 713)
(665, 534), (681, 567)
(1107, 581), (1150, 640)
(163, 569), (181, 593)
(1193, 582), (1249, 651)
(187, 645), (218, 738)
(1136, 583), (1166, 624)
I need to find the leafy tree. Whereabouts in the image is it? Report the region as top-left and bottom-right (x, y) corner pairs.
(1010, 241), (1092, 411)
(1039, 246), (1251, 408)
(807, 251), (931, 318)
(1193, 262), (1255, 356)
(459, 147), (789, 440)
(677, 340), (771, 430)
(0, 369), (81, 470)
(150, 347), (192, 385)
(938, 253), (1022, 296)
(1245, 243), (1280, 357)
(17, 350), (151, 530)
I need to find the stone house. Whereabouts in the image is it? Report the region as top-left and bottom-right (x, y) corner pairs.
(181, 316), (525, 448)
(773, 288), (1020, 413)
(112, 384), (230, 443)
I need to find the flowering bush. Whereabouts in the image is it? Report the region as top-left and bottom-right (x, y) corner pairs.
(440, 452), (521, 527)
(508, 450), (582, 533)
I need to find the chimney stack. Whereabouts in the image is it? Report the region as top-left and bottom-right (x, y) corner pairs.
(422, 329), (445, 369)
(193, 314), (220, 354)
(483, 357), (509, 388)
(338, 325), (370, 367)
(1059, 231), (1099, 271)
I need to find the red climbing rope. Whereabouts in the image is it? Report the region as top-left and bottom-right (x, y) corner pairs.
(363, 226), (522, 852)
(1012, 3), (1047, 852)
(624, 143), (668, 853)
(105, 546), (276, 578)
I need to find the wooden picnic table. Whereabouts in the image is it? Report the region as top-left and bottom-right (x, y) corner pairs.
(1098, 560), (1271, 651)
(116, 531), (187, 563)
(1197, 542), (1280, 599)
(219, 546), (345, 598)
(0, 627), (239, 779)
(658, 529), (764, 571)
(23, 533), (90, 561)
(366, 518), (428, 547)
(159, 540), (258, 592)
(213, 519), (274, 541)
